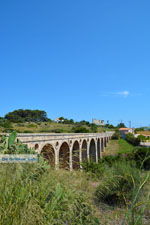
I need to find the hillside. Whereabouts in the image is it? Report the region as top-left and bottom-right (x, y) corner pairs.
(0, 121), (113, 133)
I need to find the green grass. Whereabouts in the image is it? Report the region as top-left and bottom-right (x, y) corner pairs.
(104, 139), (134, 156)
(118, 139), (134, 154)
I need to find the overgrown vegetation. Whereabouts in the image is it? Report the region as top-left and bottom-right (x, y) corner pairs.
(125, 133), (141, 146)
(0, 164), (100, 225)
(0, 131), (34, 154)
(71, 126), (90, 133)
(83, 140), (150, 224)
(128, 147), (150, 170)
(95, 161), (143, 206)
(111, 130), (121, 140)
(137, 134), (150, 142)
(0, 133), (99, 225)
(1, 132), (150, 224)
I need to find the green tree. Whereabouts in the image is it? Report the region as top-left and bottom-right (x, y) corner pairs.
(78, 120), (90, 126)
(117, 123), (126, 128)
(0, 117), (12, 129)
(72, 126), (89, 133)
(90, 123), (98, 133)
(105, 124), (115, 129)
(5, 109), (48, 123)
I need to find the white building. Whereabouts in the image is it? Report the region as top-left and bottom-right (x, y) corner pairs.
(92, 119), (105, 126)
(119, 128), (134, 139)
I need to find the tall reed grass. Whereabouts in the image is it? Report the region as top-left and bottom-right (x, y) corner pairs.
(0, 161), (99, 225)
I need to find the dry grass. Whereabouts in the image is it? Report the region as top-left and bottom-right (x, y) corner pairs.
(13, 122), (74, 133)
(103, 140), (120, 156)
(137, 131), (150, 136)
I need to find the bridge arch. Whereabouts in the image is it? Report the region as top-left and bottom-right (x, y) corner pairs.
(89, 139), (96, 162)
(35, 143), (39, 150)
(97, 138), (101, 159)
(101, 138), (104, 152)
(41, 144), (55, 167)
(72, 140), (80, 169)
(81, 139), (87, 162)
(104, 137), (107, 147)
(59, 142), (70, 169)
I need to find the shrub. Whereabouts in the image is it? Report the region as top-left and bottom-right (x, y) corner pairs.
(111, 131), (120, 140)
(2, 128), (14, 133)
(95, 161), (142, 207)
(137, 135), (147, 142)
(128, 147), (150, 170)
(39, 129), (52, 133)
(0, 131), (35, 154)
(27, 124), (37, 128)
(126, 133), (140, 146)
(50, 129), (64, 133)
(82, 161), (105, 178)
(90, 124), (98, 133)
(72, 126), (90, 133)
(23, 130), (34, 133)
(82, 155), (125, 178)
(102, 154), (122, 166)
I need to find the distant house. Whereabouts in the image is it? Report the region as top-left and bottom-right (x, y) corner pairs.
(54, 118), (64, 123)
(119, 128), (134, 139)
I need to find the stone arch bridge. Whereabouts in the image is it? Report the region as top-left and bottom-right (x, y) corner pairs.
(16, 132), (114, 170)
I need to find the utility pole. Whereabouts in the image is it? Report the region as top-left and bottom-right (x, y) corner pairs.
(129, 121), (131, 128)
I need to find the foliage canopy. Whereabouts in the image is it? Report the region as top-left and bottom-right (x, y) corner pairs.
(5, 109), (48, 123)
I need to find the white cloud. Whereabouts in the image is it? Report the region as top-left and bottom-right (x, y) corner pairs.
(100, 91), (142, 98)
(116, 91), (130, 97)
(100, 91), (130, 98)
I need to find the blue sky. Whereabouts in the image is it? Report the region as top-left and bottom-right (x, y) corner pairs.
(0, 0), (150, 127)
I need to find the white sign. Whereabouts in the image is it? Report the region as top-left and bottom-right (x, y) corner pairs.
(0, 154), (38, 163)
